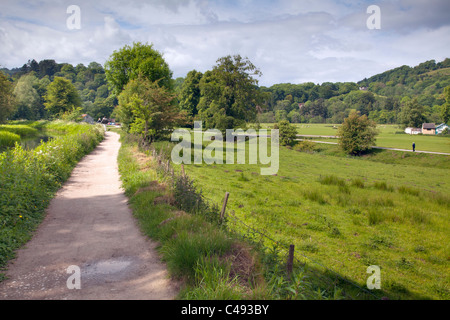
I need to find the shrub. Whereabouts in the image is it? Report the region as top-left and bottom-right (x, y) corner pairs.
(295, 140), (316, 153)
(337, 111), (378, 155)
(274, 120), (297, 147)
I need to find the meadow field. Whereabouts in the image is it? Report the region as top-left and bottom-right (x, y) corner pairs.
(260, 123), (450, 154)
(167, 134), (450, 300)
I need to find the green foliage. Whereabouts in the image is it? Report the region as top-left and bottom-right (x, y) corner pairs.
(0, 71), (15, 123)
(197, 55), (261, 131)
(398, 98), (427, 128)
(338, 111), (378, 155)
(442, 86), (450, 123)
(0, 131), (20, 149)
(0, 121), (104, 271)
(117, 76), (180, 142)
(105, 42), (173, 96)
(12, 73), (42, 120)
(44, 77), (82, 117)
(178, 70), (203, 118)
(0, 124), (38, 137)
(274, 120), (297, 146)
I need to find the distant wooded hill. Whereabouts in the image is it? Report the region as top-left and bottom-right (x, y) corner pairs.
(2, 57), (449, 125)
(255, 58), (449, 124)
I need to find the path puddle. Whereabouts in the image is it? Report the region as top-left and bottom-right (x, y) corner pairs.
(81, 258), (137, 283)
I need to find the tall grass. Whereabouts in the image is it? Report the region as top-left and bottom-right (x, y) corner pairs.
(0, 122), (104, 277)
(0, 124), (38, 137)
(0, 132), (20, 149)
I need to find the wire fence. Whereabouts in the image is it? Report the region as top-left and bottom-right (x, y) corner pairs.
(148, 142), (383, 300)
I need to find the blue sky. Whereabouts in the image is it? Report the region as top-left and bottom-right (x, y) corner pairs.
(0, 0), (449, 86)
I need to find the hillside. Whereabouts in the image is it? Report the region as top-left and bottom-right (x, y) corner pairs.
(256, 58), (449, 125)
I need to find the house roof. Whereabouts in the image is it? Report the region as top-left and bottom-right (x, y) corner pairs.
(422, 123), (436, 129)
(436, 123), (449, 128)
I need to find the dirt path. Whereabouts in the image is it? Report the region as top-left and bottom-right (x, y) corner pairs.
(0, 131), (179, 300)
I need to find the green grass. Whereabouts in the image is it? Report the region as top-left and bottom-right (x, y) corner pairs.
(0, 124), (39, 138)
(0, 131), (20, 149)
(116, 133), (273, 299)
(261, 123), (450, 153)
(172, 136), (450, 300)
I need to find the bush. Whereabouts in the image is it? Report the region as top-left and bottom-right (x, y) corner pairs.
(274, 120), (297, 147)
(337, 111), (378, 155)
(295, 140), (316, 153)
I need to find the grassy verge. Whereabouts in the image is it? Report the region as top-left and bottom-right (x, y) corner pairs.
(116, 132), (270, 299)
(0, 121), (104, 280)
(163, 131), (449, 300)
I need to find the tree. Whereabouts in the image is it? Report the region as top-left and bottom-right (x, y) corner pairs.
(274, 120), (297, 146)
(0, 71), (15, 123)
(105, 42), (173, 96)
(178, 70), (203, 117)
(13, 73), (41, 120)
(44, 77), (82, 117)
(117, 76), (180, 142)
(197, 55), (262, 132)
(441, 86), (450, 124)
(398, 98), (427, 128)
(338, 111), (378, 156)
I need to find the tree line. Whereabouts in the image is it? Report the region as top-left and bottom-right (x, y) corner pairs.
(0, 59), (115, 122)
(1, 43), (449, 133)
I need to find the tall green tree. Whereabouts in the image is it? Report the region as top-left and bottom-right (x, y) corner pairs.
(117, 76), (180, 142)
(441, 86), (450, 124)
(398, 98), (427, 128)
(44, 77), (81, 117)
(12, 73), (42, 120)
(197, 55), (262, 131)
(338, 111), (378, 156)
(105, 42), (173, 96)
(178, 70), (203, 117)
(0, 71), (15, 123)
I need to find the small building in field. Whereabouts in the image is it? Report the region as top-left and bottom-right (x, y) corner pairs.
(405, 127), (421, 135)
(422, 123), (436, 135)
(435, 123), (449, 134)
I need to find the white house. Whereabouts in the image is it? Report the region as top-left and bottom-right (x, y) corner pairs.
(435, 123), (449, 134)
(405, 127), (421, 135)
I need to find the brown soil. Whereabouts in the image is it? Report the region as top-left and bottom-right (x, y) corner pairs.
(0, 131), (179, 300)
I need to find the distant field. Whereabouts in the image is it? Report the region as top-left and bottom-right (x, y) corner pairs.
(259, 123), (450, 153)
(171, 136), (450, 300)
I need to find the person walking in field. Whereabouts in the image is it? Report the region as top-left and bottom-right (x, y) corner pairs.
(412, 142), (415, 152)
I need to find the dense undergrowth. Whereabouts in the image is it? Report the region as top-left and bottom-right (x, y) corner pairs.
(0, 121), (104, 279)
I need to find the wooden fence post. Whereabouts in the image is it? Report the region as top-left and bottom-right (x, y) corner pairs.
(181, 164), (185, 177)
(287, 245), (295, 277)
(220, 192), (230, 220)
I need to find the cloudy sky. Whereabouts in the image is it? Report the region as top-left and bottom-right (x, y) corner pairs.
(0, 0), (449, 86)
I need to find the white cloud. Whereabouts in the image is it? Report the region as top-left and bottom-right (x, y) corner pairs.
(0, 0), (449, 86)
